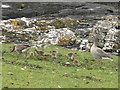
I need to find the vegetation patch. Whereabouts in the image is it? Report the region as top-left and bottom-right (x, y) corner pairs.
(1, 43), (118, 88)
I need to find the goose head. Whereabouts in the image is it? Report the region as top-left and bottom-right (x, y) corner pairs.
(89, 33), (99, 46)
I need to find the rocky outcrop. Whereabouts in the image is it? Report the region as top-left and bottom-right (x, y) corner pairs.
(38, 28), (76, 45)
(65, 15), (120, 54)
(1, 6), (119, 55)
(2, 2), (116, 19)
(91, 15), (119, 53)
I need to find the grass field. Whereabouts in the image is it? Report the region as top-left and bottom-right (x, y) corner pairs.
(1, 43), (118, 88)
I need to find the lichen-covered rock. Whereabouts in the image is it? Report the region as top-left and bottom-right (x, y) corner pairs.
(38, 28), (76, 45)
(92, 15), (119, 52)
(74, 28), (92, 38)
(0, 13), (119, 54)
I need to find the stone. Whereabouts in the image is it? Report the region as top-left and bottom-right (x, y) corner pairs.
(38, 28), (76, 45)
(7, 72), (14, 75)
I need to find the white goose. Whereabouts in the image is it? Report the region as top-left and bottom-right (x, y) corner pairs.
(90, 35), (113, 64)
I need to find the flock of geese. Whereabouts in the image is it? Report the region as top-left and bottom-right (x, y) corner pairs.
(10, 34), (113, 65)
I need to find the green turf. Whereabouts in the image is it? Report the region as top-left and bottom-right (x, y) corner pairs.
(1, 43), (118, 88)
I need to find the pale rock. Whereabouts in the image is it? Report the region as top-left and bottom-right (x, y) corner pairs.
(39, 28), (76, 45)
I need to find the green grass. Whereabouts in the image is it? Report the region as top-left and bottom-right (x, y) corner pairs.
(1, 43), (118, 88)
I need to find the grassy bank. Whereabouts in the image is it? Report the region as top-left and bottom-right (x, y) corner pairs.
(2, 43), (118, 88)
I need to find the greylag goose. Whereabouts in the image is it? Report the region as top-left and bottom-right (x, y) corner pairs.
(11, 44), (30, 54)
(90, 35), (113, 64)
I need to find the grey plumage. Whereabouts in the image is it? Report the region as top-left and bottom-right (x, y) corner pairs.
(11, 44), (30, 54)
(90, 36), (113, 64)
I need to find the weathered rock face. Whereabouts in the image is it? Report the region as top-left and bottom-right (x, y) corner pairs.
(67, 15), (119, 54)
(1, 1), (119, 55)
(91, 15), (119, 52)
(38, 28), (76, 45)
(74, 28), (92, 38)
(2, 2), (117, 19)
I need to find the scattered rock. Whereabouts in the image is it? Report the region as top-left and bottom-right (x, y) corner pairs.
(7, 72), (14, 75)
(92, 15), (119, 54)
(1, 2), (119, 55)
(21, 68), (25, 70)
(57, 85), (61, 88)
(38, 28), (76, 45)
